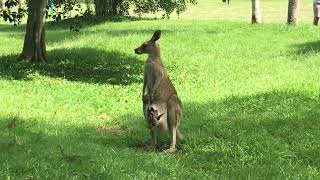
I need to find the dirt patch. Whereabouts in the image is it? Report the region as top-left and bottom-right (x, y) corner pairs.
(96, 113), (112, 121)
(96, 125), (121, 134)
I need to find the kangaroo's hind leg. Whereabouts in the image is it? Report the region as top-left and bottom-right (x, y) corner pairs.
(177, 128), (184, 141)
(163, 95), (182, 153)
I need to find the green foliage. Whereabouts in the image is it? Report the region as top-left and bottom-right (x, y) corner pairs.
(47, 1), (90, 22)
(133, 0), (197, 18)
(0, 0), (26, 26)
(1, 0), (196, 28)
(222, 0), (229, 4)
(93, 0), (197, 18)
(1, 0), (92, 28)
(94, 0), (130, 16)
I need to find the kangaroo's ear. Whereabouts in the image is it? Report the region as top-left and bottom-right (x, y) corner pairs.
(157, 113), (165, 121)
(151, 30), (161, 42)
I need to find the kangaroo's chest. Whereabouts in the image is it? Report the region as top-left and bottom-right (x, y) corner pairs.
(144, 61), (162, 86)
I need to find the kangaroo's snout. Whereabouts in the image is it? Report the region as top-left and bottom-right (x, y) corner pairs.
(134, 48), (142, 54)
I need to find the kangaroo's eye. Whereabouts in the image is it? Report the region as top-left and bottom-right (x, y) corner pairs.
(142, 44), (147, 49)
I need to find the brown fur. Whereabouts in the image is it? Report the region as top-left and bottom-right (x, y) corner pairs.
(135, 30), (183, 152)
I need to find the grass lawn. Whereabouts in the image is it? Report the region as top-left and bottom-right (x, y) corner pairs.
(157, 0), (314, 23)
(1, 0), (320, 179)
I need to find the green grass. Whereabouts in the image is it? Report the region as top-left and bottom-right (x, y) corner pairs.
(1, 0), (320, 179)
(154, 0), (313, 23)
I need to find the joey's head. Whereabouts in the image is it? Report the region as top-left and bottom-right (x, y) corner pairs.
(147, 107), (164, 127)
(135, 30), (161, 57)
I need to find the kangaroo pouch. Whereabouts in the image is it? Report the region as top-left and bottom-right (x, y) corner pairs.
(145, 102), (168, 134)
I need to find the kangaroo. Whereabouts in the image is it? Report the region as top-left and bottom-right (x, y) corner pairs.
(135, 30), (183, 153)
(146, 105), (166, 131)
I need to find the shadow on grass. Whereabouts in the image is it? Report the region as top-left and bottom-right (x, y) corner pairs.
(44, 16), (158, 44)
(0, 116), (127, 178)
(122, 90), (320, 172)
(45, 28), (173, 45)
(184, 91), (320, 173)
(0, 15), (152, 31)
(0, 23), (26, 32)
(47, 15), (155, 29)
(0, 115), (171, 178)
(0, 22), (172, 46)
(1, 90), (320, 178)
(0, 15), (156, 43)
(0, 47), (143, 85)
(294, 40), (320, 56)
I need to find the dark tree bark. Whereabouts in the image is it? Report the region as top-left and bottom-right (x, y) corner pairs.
(94, 0), (121, 17)
(94, 0), (107, 17)
(111, 0), (118, 16)
(18, 0), (48, 63)
(251, 0), (262, 24)
(287, 0), (299, 25)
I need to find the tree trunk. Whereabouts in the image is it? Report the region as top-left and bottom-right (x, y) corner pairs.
(287, 0), (299, 24)
(111, 0), (118, 16)
(0, 0), (5, 10)
(18, 0), (48, 63)
(94, 0), (107, 17)
(251, 0), (262, 24)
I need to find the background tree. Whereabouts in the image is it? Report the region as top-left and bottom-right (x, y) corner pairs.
(94, 0), (108, 17)
(19, 0), (49, 62)
(223, 0), (262, 24)
(251, 0), (261, 24)
(287, 0), (299, 24)
(1, 0), (196, 63)
(0, 0), (26, 25)
(94, 0), (196, 18)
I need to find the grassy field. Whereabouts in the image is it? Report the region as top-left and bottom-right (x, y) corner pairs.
(160, 0), (314, 23)
(1, 0), (320, 179)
